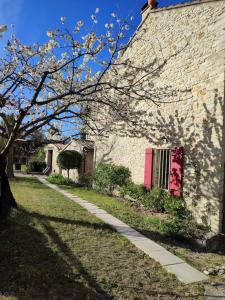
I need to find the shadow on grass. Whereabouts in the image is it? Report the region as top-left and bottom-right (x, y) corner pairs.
(19, 204), (213, 261)
(19, 206), (117, 234)
(0, 207), (113, 300)
(18, 207), (210, 266)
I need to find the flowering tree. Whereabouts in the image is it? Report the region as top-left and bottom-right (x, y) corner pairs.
(0, 10), (177, 217)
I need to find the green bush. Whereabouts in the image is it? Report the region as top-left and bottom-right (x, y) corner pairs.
(28, 161), (46, 173)
(57, 150), (82, 178)
(95, 163), (131, 194)
(160, 214), (200, 239)
(120, 185), (167, 212)
(164, 194), (187, 218)
(143, 187), (167, 212)
(48, 173), (74, 185)
(79, 171), (94, 189)
(94, 163), (111, 192)
(159, 196), (201, 239)
(120, 184), (166, 212)
(119, 182), (146, 202)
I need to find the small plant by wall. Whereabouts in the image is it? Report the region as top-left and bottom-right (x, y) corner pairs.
(94, 163), (131, 194)
(120, 182), (147, 203)
(79, 171), (94, 189)
(119, 180), (208, 239)
(48, 173), (74, 185)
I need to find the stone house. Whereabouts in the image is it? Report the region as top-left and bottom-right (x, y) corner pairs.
(89, 0), (225, 234)
(45, 139), (94, 182)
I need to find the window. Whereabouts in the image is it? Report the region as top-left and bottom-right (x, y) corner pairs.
(152, 149), (171, 190)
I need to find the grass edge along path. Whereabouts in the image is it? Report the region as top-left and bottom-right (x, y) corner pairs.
(38, 176), (208, 284)
(57, 180), (225, 285)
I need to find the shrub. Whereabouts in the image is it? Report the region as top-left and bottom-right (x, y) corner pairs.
(28, 161), (46, 173)
(120, 185), (167, 212)
(79, 171), (94, 189)
(160, 214), (200, 239)
(95, 163), (131, 194)
(48, 173), (74, 185)
(164, 194), (187, 218)
(160, 216), (183, 237)
(57, 150), (82, 179)
(119, 182), (146, 202)
(159, 195), (203, 239)
(143, 187), (167, 212)
(94, 163), (111, 192)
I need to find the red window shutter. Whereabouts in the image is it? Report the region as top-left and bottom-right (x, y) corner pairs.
(144, 148), (153, 191)
(169, 147), (184, 197)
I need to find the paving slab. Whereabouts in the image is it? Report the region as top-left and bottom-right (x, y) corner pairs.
(166, 262), (209, 284)
(204, 284), (225, 300)
(37, 176), (208, 284)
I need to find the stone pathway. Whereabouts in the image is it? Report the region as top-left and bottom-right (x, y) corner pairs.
(204, 284), (225, 299)
(37, 176), (208, 284)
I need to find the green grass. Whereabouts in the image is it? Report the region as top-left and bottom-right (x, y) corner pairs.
(62, 186), (225, 282)
(0, 177), (204, 299)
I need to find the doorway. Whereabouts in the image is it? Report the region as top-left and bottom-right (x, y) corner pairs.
(47, 150), (53, 171)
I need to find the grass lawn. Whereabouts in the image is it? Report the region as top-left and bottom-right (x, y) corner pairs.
(62, 185), (225, 283)
(0, 177), (204, 300)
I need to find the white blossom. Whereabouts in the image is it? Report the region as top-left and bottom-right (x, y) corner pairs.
(46, 40), (58, 51)
(46, 31), (54, 38)
(105, 23), (114, 29)
(60, 16), (66, 24)
(77, 21), (84, 27)
(106, 31), (111, 38)
(91, 15), (98, 24)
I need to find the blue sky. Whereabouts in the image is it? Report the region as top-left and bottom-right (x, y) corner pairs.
(0, 0), (190, 137)
(0, 0), (189, 47)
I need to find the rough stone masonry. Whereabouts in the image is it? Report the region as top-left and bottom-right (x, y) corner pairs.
(92, 0), (225, 234)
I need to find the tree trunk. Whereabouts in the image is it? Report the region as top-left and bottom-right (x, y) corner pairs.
(6, 147), (14, 178)
(67, 169), (69, 179)
(0, 154), (17, 219)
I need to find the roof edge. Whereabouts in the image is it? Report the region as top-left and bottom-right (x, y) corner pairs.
(141, 0), (224, 15)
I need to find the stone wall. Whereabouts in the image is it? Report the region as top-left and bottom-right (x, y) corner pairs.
(45, 141), (94, 182)
(45, 145), (61, 174)
(93, 0), (225, 233)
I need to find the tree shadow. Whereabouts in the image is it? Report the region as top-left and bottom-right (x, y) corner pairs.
(0, 207), (113, 300)
(18, 198), (222, 256)
(18, 206), (117, 233)
(97, 87), (225, 233)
